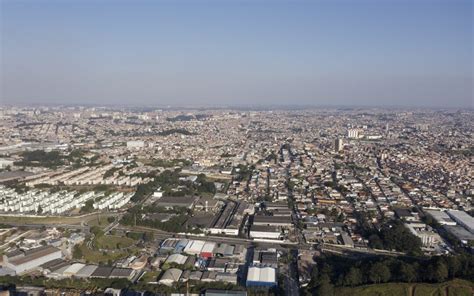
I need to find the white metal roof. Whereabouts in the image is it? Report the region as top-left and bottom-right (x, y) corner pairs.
(247, 266), (276, 283)
(165, 253), (188, 265)
(201, 242), (216, 253)
(63, 263), (86, 275)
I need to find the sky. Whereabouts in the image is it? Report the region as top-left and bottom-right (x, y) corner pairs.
(0, 0), (472, 108)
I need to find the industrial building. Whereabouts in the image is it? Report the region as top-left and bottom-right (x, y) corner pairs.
(165, 253), (188, 265)
(425, 210), (457, 226)
(155, 196), (198, 210)
(184, 240), (206, 255)
(246, 266), (277, 288)
(205, 290), (247, 296)
(159, 268), (182, 286)
(447, 210), (474, 234)
(249, 225), (282, 239)
(207, 201), (248, 236)
(3, 246), (63, 274)
(404, 223), (441, 248)
(253, 215), (292, 227)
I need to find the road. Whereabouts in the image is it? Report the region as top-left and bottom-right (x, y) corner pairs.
(116, 225), (300, 250)
(285, 248), (300, 296)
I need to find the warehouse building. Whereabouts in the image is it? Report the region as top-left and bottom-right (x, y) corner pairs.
(205, 290), (247, 296)
(214, 244), (235, 257)
(200, 242), (217, 259)
(253, 215), (292, 227)
(249, 225), (282, 239)
(74, 265), (98, 278)
(159, 268), (182, 286)
(184, 240), (206, 255)
(91, 266), (113, 278)
(109, 268), (136, 280)
(447, 210), (474, 234)
(246, 266), (277, 288)
(3, 246), (63, 274)
(165, 253), (188, 265)
(425, 210), (456, 226)
(62, 263), (86, 277)
(444, 225), (474, 245)
(155, 196), (198, 210)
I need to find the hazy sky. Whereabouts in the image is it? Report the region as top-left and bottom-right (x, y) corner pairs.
(1, 0), (472, 108)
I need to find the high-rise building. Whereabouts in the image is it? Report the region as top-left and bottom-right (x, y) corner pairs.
(347, 129), (359, 139)
(335, 138), (343, 152)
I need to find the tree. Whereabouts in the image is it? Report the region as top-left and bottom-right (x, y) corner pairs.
(369, 262), (391, 284)
(143, 232), (154, 242)
(81, 200), (94, 213)
(72, 245), (83, 259)
(446, 256), (461, 279)
(368, 234), (383, 249)
(90, 226), (103, 237)
(399, 262), (417, 283)
(429, 261), (448, 283)
(374, 220), (422, 254)
(315, 274), (334, 296)
(344, 267), (362, 287)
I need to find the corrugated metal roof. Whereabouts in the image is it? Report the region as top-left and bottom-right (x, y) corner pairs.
(247, 266), (276, 283)
(75, 265), (98, 277)
(260, 267), (276, 282)
(201, 242), (216, 253)
(184, 240), (205, 254)
(166, 253), (188, 265)
(160, 268), (182, 281)
(63, 263), (85, 275)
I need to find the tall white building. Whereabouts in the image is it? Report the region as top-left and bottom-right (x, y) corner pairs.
(347, 129), (359, 139)
(126, 140), (145, 149)
(334, 138), (343, 152)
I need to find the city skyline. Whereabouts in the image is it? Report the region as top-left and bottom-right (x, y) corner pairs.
(1, 0), (472, 108)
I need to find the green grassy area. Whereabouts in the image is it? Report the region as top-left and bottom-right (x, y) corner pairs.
(335, 279), (473, 296)
(76, 243), (128, 264)
(95, 235), (135, 250)
(74, 234), (139, 264)
(0, 215), (83, 225)
(87, 215), (114, 227)
(0, 213), (115, 225)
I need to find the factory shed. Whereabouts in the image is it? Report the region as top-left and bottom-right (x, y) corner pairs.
(91, 266), (113, 278)
(205, 290), (247, 296)
(49, 264), (70, 278)
(184, 240), (205, 255)
(216, 272), (238, 284)
(165, 253), (188, 265)
(214, 244), (234, 257)
(41, 259), (69, 274)
(159, 268), (182, 286)
(246, 266), (277, 287)
(109, 268), (135, 280)
(200, 242), (216, 258)
(75, 265), (98, 278)
(447, 210), (474, 233)
(63, 263), (86, 277)
(189, 270), (203, 281)
(3, 246), (63, 274)
(174, 239), (189, 253)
